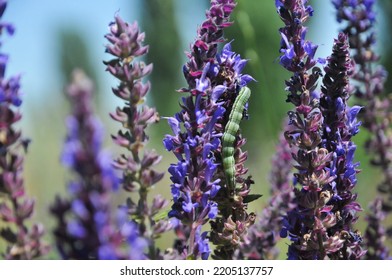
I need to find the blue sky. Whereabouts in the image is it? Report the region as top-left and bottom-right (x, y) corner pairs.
(2, 0), (205, 106)
(3, 1), (131, 96)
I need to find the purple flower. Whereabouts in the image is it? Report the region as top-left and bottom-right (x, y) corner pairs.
(0, 1), (49, 259)
(276, 1), (364, 259)
(318, 33), (365, 259)
(165, 0), (256, 260)
(104, 15), (171, 259)
(276, 0), (318, 73)
(332, 0), (376, 26)
(181, 0), (236, 94)
(215, 43), (255, 89)
(164, 91), (225, 225)
(51, 69), (143, 260)
(195, 229), (211, 260)
(333, 0), (392, 259)
(363, 198), (390, 260)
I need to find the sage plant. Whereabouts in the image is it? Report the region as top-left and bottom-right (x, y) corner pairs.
(0, 0), (48, 259)
(332, 0), (391, 258)
(364, 198), (390, 259)
(104, 16), (171, 260)
(164, 0), (256, 260)
(51, 69), (145, 259)
(318, 33), (364, 259)
(276, 0), (364, 259)
(209, 43), (256, 260)
(276, 0), (328, 259)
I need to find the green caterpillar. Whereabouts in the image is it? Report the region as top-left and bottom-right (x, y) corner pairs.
(222, 86), (251, 192)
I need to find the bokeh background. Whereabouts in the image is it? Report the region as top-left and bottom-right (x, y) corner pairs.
(1, 0), (392, 258)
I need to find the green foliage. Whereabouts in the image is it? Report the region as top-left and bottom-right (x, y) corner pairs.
(58, 30), (99, 100)
(140, 0), (183, 136)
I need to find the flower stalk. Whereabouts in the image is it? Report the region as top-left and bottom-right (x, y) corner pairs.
(0, 0), (48, 259)
(276, 0), (365, 259)
(51, 69), (144, 259)
(332, 0), (392, 259)
(164, 0), (257, 260)
(104, 16), (171, 259)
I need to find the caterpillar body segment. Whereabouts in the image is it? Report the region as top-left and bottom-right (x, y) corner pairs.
(222, 86), (251, 192)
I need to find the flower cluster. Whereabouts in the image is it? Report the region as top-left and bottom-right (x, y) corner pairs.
(180, 0), (237, 94)
(275, 0), (325, 259)
(51, 69), (144, 259)
(276, 0), (364, 259)
(0, 0), (48, 259)
(332, 0), (392, 259)
(318, 33), (364, 259)
(164, 0), (256, 260)
(364, 198), (390, 259)
(104, 16), (171, 259)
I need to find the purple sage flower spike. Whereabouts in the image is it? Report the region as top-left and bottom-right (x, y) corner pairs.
(276, 1), (365, 259)
(332, 0), (391, 259)
(364, 197), (390, 259)
(164, 0), (257, 260)
(50, 69), (145, 260)
(275, 0), (328, 259)
(318, 33), (364, 259)
(0, 0), (49, 259)
(104, 15), (172, 260)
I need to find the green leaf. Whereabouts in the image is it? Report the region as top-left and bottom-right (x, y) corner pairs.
(243, 194), (262, 203)
(153, 209), (170, 222)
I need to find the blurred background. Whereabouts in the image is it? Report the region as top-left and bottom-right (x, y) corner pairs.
(1, 0), (392, 258)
